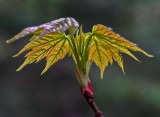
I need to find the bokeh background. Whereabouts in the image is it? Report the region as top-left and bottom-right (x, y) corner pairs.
(0, 0), (160, 117)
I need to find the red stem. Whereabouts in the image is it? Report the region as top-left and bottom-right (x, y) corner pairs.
(82, 88), (104, 117)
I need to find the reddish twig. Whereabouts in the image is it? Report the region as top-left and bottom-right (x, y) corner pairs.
(82, 88), (104, 117)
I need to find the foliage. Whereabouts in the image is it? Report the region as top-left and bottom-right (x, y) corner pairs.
(6, 17), (153, 78)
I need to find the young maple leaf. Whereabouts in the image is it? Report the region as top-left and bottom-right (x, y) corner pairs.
(14, 32), (70, 75)
(6, 17), (153, 117)
(89, 24), (153, 78)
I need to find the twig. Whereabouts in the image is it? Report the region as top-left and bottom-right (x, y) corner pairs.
(82, 88), (104, 117)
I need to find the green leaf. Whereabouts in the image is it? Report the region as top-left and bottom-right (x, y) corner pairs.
(88, 38), (113, 78)
(89, 24), (153, 78)
(15, 32), (70, 75)
(74, 26), (93, 72)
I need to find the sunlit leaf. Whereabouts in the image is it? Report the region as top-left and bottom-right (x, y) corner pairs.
(14, 32), (70, 75)
(74, 26), (93, 71)
(75, 26), (87, 58)
(89, 24), (153, 78)
(89, 39), (113, 78)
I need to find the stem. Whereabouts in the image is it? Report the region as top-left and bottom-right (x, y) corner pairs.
(81, 88), (104, 117)
(76, 67), (103, 117)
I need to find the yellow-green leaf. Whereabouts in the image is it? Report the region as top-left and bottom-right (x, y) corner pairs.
(90, 24), (153, 78)
(75, 26), (87, 59)
(89, 39), (113, 78)
(15, 32), (70, 74)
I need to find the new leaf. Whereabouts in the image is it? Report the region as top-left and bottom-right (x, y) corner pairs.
(89, 24), (153, 78)
(14, 32), (70, 75)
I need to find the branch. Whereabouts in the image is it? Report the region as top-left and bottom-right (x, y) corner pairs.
(81, 88), (104, 117)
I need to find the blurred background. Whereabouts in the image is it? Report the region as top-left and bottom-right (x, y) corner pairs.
(0, 0), (160, 117)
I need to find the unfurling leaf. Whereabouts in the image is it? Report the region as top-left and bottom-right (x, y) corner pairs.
(15, 32), (70, 75)
(89, 24), (153, 78)
(75, 26), (89, 59)
(6, 17), (79, 43)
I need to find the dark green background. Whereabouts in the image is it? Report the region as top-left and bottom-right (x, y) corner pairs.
(0, 0), (159, 117)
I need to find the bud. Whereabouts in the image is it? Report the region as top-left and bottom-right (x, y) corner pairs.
(76, 68), (93, 96)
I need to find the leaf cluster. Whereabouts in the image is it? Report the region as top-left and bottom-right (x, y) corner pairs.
(6, 18), (153, 78)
